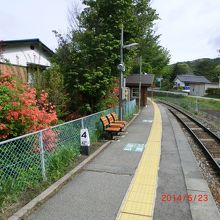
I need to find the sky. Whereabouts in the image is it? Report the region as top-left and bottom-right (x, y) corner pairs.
(151, 0), (220, 63)
(0, 0), (82, 51)
(0, 0), (220, 64)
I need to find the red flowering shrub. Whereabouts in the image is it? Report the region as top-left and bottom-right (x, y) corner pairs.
(113, 87), (119, 96)
(113, 78), (119, 96)
(0, 73), (58, 140)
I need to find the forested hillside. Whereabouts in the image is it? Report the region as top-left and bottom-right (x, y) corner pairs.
(160, 57), (220, 90)
(172, 58), (220, 82)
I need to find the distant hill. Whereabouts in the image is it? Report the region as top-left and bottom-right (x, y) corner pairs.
(170, 58), (220, 82)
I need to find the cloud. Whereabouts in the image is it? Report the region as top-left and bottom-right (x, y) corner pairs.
(152, 0), (220, 63)
(1, 0), (219, 62)
(208, 34), (220, 50)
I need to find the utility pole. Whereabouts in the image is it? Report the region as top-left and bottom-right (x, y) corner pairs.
(138, 56), (142, 110)
(195, 97), (198, 113)
(218, 74), (220, 88)
(118, 25), (124, 120)
(117, 25), (139, 120)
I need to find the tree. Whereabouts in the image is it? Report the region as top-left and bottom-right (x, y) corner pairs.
(54, 0), (169, 114)
(31, 64), (70, 118)
(164, 58), (220, 91)
(173, 63), (191, 75)
(139, 34), (170, 75)
(164, 63), (191, 83)
(54, 30), (119, 114)
(214, 64), (220, 75)
(192, 58), (218, 82)
(213, 64), (220, 82)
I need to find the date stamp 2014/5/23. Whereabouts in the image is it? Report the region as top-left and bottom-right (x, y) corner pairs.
(161, 193), (208, 202)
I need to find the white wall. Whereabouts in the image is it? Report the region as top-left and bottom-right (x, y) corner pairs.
(205, 83), (219, 90)
(2, 45), (51, 66)
(174, 78), (185, 87)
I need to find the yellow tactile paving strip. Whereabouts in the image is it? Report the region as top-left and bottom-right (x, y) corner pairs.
(116, 100), (162, 220)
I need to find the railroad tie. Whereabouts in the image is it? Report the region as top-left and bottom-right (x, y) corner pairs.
(200, 138), (215, 142)
(190, 127), (203, 130)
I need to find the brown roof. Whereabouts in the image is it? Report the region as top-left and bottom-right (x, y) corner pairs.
(126, 74), (154, 86)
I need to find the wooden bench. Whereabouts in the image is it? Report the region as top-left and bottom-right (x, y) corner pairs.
(100, 116), (122, 139)
(111, 112), (127, 126)
(106, 114), (125, 129)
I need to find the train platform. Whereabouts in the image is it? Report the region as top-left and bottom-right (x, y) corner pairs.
(12, 100), (219, 220)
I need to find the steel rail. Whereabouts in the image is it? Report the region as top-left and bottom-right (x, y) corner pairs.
(158, 100), (220, 142)
(169, 108), (220, 172)
(157, 100), (220, 172)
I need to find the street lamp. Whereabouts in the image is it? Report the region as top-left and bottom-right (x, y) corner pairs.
(118, 25), (139, 120)
(123, 43), (139, 49)
(138, 56), (142, 110)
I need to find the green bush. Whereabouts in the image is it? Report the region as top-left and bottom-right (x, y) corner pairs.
(206, 88), (220, 97)
(30, 63), (70, 119)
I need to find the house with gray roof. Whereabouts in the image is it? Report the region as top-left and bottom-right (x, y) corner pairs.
(126, 74), (154, 106)
(173, 74), (217, 96)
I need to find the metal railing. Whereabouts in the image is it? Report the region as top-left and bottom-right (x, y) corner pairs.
(148, 89), (188, 97)
(0, 100), (136, 207)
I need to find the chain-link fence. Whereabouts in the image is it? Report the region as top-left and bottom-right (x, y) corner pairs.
(151, 90), (220, 121)
(0, 100), (136, 208)
(124, 99), (137, 120)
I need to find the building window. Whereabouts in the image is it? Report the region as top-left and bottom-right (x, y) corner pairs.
(131, 88), (139, 98)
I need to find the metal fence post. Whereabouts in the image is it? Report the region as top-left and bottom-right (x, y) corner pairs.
(128, 101), (130, 116)
(39, 131), (47, 181)
(195, 98), (198, 113)
(81, 118), (84, 129)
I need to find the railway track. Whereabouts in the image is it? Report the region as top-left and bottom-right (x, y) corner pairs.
(160, 101), (220, 173)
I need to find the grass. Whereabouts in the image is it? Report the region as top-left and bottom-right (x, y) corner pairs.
(0, 141), (80, 218)
(155, 95), (220, 113)
(205, 94), (220, 99)
(0, 106), (137, 219)
(124, 106), (139, 121)
(0, 140), (108, 219)
(194, 98), (220, 110)
(46, 143), (80, 181)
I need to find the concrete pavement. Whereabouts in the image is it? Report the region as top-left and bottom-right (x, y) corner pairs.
(28, 103), (154, 220)
(13, 100), (220, 220)
(154, 104), (220, 220)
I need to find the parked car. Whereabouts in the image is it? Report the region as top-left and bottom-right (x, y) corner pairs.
(182, 86), (190, 93)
